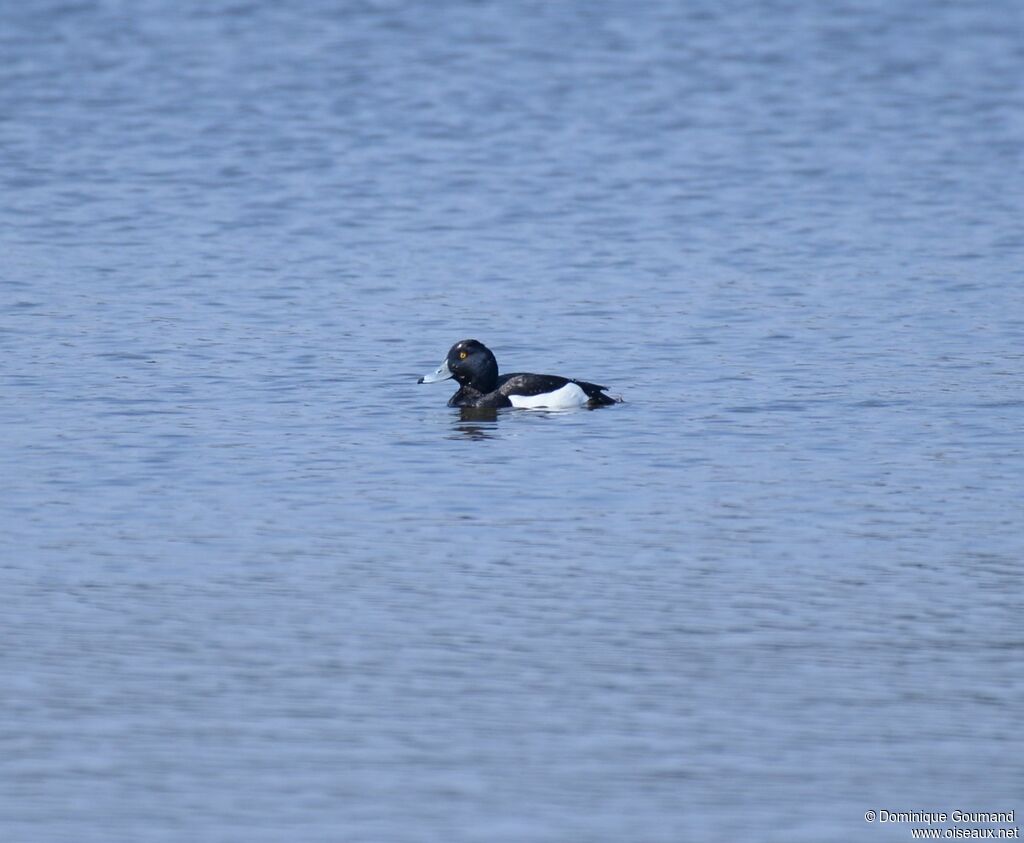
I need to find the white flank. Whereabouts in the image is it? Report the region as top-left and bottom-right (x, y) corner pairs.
(508, 382), (589, 410)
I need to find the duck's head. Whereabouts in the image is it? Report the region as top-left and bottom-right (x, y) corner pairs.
(418, 339), (499, 391)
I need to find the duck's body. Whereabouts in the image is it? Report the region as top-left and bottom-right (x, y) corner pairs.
(419, 339), (618, 409)
(449, 373), (610, 409)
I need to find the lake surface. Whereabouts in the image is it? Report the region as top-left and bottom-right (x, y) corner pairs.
(2, 1), (1022, 840)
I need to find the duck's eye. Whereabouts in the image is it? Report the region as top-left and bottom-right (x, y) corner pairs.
(459, 351), (468, 359)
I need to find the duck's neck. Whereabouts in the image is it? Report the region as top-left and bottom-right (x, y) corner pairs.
(464, 356), (499, 393)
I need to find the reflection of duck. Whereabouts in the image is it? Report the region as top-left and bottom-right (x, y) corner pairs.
(451, 407), (500, 441)
(419, 339), (619, 409)
(458, 406), (499, 424)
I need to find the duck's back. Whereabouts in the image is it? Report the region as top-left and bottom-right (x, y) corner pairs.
(497, 373), (616, 409)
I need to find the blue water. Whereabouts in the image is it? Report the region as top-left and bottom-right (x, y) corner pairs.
(2, 1), (1022, 841)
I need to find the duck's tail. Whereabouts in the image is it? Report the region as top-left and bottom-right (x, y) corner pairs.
(574, 380), (622, 407)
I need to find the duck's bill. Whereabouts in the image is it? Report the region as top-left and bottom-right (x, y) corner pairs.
(418, 359), (453, 384)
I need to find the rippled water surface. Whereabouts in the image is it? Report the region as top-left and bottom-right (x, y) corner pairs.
(2, 1), (1022, 841)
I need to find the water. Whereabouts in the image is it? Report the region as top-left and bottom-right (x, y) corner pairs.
(2, 1), (1022, 840)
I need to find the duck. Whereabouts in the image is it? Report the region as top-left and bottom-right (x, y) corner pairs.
(418, 339), (619, 409)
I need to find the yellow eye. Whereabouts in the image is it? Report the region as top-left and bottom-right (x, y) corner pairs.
(459, 351), (467, 359)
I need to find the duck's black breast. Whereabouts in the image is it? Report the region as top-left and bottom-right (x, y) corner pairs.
(446, 385), (512, 408)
